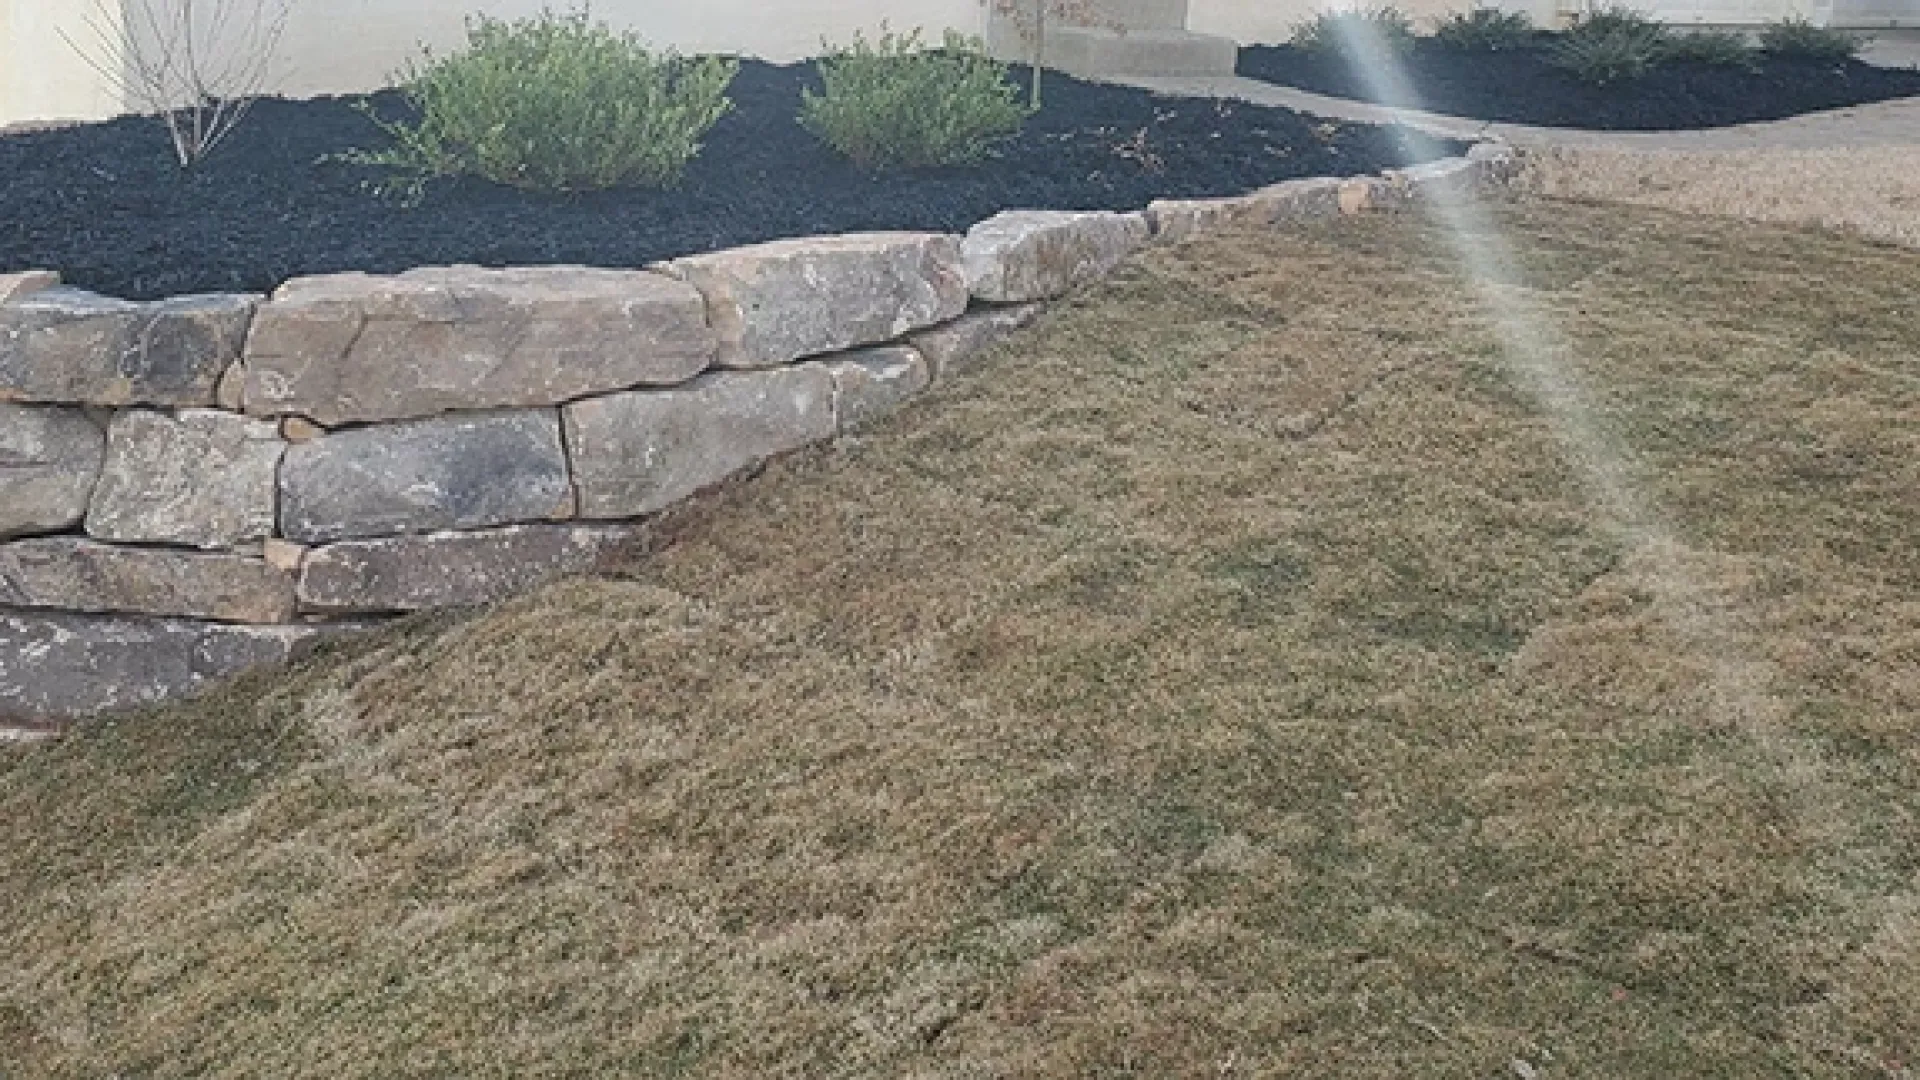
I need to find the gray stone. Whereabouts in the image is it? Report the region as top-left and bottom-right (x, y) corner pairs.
(822, 346), (931, 430)
(0, 538), (297, 623)
(1467, 141), (1522, 183)
(665, 233), (968, 370)
(565, 367), (836, 519)
(0, 610), (339, 725)
(0, 403), (105, 538)
(87, 409), (284, 549)
(909, 304), (1044, 381)
(0, 271), (58, 305)
(279, 409), (573, 544)
(0, 287), (257, 407)
(962, 210), (1151, 303)
(243, 265), (716, 426)
(297, 522), (640, 615)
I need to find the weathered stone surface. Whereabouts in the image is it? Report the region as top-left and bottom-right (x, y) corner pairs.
(909, 304), (1044, 381)
(244, 266), (716, 426)
(263, 538), (307, 574)
(1251, 176), (1348, 221)
(665, 233), (968, 369)
(0, 538), (296, 623)
(0, 610), (340, 724)
(0, 403), (104, 538)
(565, 367), (835, 519)
(1146, 195), (1270, 244)
(962, 210), (1151, 303)
(1339, 177), (1385, 215)
(1386, 156), (1486, 201)
(279, 409), (572, 544)
(0, 271), (58, 305)
(297, 522), (640, 615)
(87, 409), (284, 549)
(822, 346), (931, 430)
(0, 288), (256, 407)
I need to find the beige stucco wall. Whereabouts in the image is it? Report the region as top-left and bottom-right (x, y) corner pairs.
(0, 0), (128, 125)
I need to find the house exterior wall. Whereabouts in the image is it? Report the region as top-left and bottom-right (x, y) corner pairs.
(3, 0), (1917, 127)
(0, 0), (127, 126)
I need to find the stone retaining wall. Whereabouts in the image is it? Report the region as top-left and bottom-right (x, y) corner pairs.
(0, 150), (1513, 734)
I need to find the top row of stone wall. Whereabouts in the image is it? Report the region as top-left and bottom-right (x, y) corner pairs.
(0, 208), (1161, 427)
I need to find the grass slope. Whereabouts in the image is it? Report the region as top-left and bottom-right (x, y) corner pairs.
(3, 202), (1917, 1077)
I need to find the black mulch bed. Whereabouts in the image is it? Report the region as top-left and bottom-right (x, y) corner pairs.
(0, 61), (1462, 301)
(1237, 41), (1920, 131)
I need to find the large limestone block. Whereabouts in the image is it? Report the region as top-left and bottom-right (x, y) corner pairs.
(821, 346), (931, 430)
(279, 409), (573, 544)
(0, 610), (342, 724)
(243, 266), (717, 426)
(297, 523), (639, 615)
(86, 409), (284, 549)
(664, 233), (968, 369)
(910, 304), (1045, 381)
(0, 403), (105, 538)
(0, 287), (256, 407)
(565, 367), (835, 519)
(962, 211), (1151, 303)
(0, 538), (296, 623)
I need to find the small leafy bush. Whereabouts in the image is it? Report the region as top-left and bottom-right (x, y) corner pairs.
(1661, 29), (1759, 68)
(1290, 8), (1418, 58)
(1759, 17), (1869, 61)
(1433, 8), (1538, 52)
(800, 27), (1029, 171)
(1549, 7), (1670, 84)
(341, 8), (738, 197)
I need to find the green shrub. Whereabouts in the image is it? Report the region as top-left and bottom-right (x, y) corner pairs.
(1290, 8), (1418, 58)
(1759, 17), (1869, 61)
(340, 7), (738, 197)
(1548, 7), (1670, 84)
(800, 27), (1030, 171)
(1433, 8), (1538, 51)
(1661, 29), (1759, 68)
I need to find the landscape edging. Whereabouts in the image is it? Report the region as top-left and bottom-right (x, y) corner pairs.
(0, 143), (1517, 733)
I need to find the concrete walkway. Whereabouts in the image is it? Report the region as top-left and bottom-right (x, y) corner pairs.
(1110, 73), (1920, 150)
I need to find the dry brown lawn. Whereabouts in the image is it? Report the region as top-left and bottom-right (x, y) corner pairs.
(3, 200), (1917, 1078)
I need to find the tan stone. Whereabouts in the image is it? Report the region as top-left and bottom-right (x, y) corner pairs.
(0, 537), (297, 623)
(665, 233), (969, 369)
(263, 538), (308, 574)
(280, 416), (327, 443)
(244, 265), (716, 425)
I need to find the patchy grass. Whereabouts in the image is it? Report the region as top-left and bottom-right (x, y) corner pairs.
(3, 201), (1917, 1078)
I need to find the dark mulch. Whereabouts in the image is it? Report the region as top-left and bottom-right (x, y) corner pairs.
(0, 61), (1459, 301)
(1237, 41), (1920, 130)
